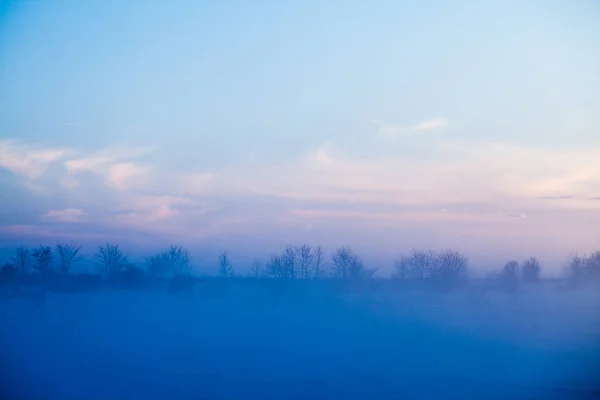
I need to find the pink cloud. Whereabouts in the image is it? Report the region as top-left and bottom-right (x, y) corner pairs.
(44, 208), (85, 223)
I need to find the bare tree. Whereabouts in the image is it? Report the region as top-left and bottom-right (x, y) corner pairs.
(521, 256), (541, 283)
(281, 245), (297, 280)
(587, 251), (600, 280)
(32, 246), (54, 276)
(265, 253), (286, 279)
(265, 245), (325, 280)
(13, 246), (29, 275)
(331, 247), (372, 280)
(313, 246), (324, 279)
(348, 256), (364, 278)
(164, 245), (191, 276)
(393, 249), (433, 280)
(392, 257), (410, 281)
(297, 245), (315, 280)
(56, 243), (82, 275)
(393, 249), (467, 284)
(218, 251), (233, 278)
(95, 243), (128, 281)
(430, 249), (469, 283)
(251, 258), (261, 279)
(566, 252), (587, 283)
(331, 247), (353, 279)
(147, 245), (191, 278)
(566, 250), (600, 284)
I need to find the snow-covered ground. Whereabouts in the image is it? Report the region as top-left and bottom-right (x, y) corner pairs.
(1, 281), (599, 399)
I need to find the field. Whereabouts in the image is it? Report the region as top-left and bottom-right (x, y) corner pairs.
(1, 280), (599, 400)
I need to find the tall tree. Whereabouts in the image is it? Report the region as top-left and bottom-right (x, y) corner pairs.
(56, 243), (82, 275)
(218, 251), (233, 278)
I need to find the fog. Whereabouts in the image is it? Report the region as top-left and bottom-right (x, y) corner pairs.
(2, 277), (599, 400)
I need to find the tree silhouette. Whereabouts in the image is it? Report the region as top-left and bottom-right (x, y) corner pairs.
(297, 245), (315, 280)
(393, 249), (468, 285)
(430, 249), (468, 283)
(95, 243), (128, 281)
(56, 243), (82, 275)
(499, 260), (519, 291)
(313, 246), (324, 279)
(251, 258), (261, 279)
(566, 250), (600, 284)
(394, 250), (431, 281)
(266, 253), (287, 279)
(281, 245), (297, 280)
(13, 246), (29, 275)
(32, 246), (54, 277)
(147, 245), (191, 278)
(521, 257), (541, 284)
(218, 251), (233, 278)
(331, 247), (374, 279)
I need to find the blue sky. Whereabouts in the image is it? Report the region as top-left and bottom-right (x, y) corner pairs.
(0, 0), (599, 272)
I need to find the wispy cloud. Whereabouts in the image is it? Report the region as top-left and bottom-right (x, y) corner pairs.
(315, 148), (333, 165)
(0, 139), (158, 192)
(291, 208), (513, 225)
(213, 144), (600, 210)
(179, 172), (214, 195)
(63, 145), (155, 173)
(412, 117), (450, 132)
(0, 139), (73, 180)
(106, 162), (153, 190)
(64, 145), (155, 190)
(1, 137), (599, 260)
(60, 176), (80, 190)
(43, 208), (85, 223)
(503, 212), (527, 219)
(372, 117), (450, 139)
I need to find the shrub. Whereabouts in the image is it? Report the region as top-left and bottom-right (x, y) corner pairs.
(586, 251), (600, 280)
(0, 263), (18, 283)
(498, 260), (519, 291)
(146, 245), (191, 279)
(566, 251), (600, 285)
(521, 257), (541, 284)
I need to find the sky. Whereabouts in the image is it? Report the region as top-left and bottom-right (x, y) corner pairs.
(0, 0), (599, 273)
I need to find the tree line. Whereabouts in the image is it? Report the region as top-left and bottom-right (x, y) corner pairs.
(1, 242), (600, 291)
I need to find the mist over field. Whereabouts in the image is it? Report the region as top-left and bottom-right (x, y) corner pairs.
(1, 244), (600, 400)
